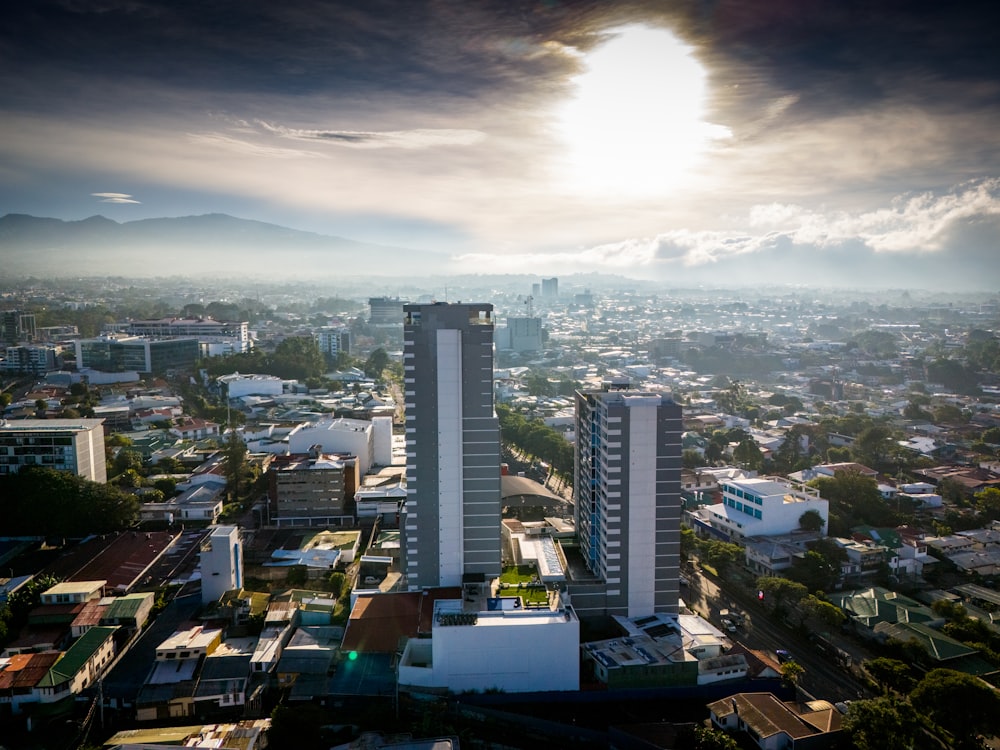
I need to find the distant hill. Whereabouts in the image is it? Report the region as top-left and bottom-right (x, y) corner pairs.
(0, 213), (443, 278)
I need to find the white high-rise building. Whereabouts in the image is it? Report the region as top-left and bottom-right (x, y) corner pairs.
(574, 385), (683, 618)
(401, 302), (501, 589)
(200, 526), (243, 605)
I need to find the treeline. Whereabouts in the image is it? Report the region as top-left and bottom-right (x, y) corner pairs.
(0, 467), (139, 537)
(497, 404), (573, 480)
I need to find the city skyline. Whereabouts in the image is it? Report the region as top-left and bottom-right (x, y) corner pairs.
(2, 1), (999, 287)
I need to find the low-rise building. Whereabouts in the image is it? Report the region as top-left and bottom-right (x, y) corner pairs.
(0, 419), (107, 482)
(33, 625), (118, 704)
(708, 692), (843, 749)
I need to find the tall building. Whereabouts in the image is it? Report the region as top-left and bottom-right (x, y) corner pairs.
(541, 277), (558, 299)
(574, 385), (682, 617)
(0, 418), (107, 482)
(315, 326), (350, 358)
(402, 302), (501, 589)
(200, 526), (243, 605)
(1, 310), (36, 344)
(369, 296), (407, 325)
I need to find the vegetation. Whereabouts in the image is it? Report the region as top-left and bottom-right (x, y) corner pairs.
(497, 403), (573, 479)
(0, 467), (139, 536)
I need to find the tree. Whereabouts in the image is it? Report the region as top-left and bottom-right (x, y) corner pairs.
(701, 539), (744, 575)
(363, 347), (390, 380)
(733, 438), (764, 471)
(780, 660), (804, 688)
(682, 449), (704, 468)
(865, 657), (917, 694)
(756, 576), (808, 618)
(788, 551), (839, 593)
(799, 509), (825, 533)
(844, 696), (920, 750)
(223, 429), (249, 502)
(853, 424), (894, 468)
(796, 594), (846, 631)
(975, 487), (1000, 520)
(910, 668), (1000, 747)
(113, 448), (144, 476)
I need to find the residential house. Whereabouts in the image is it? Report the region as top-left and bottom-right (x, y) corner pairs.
(708, 692), (843, 749)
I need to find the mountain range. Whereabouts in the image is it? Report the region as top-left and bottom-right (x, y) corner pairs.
(0, 213), (442, 279)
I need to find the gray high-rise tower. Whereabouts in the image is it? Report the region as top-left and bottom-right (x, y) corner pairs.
(402, 302), (502, 589)
(574, 385), (682, 617)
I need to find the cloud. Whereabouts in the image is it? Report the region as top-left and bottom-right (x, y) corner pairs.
(91, 191), (140, 203)
(257, 122), (486, 150)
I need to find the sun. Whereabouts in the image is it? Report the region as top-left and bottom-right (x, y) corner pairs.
(556, 25), (728, 197)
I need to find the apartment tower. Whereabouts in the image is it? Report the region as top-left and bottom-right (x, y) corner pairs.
(402, 302), (501, 589)
(574, 385), (682, 617)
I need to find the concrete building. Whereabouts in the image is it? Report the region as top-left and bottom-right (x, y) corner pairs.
(0, 418), (107, 482)
(0, 310), (36, 344)
(200, 526), (243, 606)
(402, 302), (502, 590)
(369, 296), (407, 325)
(574, 386), (683, 618)
(1, 343), (59, 374)
(315, 326), (350, 358)
(266, 451), (358, 528)
(218, 373), (284, 399)
(398, 594), (580, 694)
(75, 334), (199, 375)
(496, 316), (543, 352)
(541, 277), (558, 299)
(287, 417), (375, 476)
(703, 476), (829, 542)
(123, 317), (251, 355)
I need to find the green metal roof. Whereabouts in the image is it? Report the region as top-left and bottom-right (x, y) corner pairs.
(103, 593), (153, 620)
(36, 626), (118, 687)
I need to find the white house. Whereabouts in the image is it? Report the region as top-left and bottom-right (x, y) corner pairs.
(702, 476), (829, 542)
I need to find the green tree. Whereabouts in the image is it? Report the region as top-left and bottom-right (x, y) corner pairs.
(788, 551), (840, 593)
(701, 539), (744, 575)
(799, 509), (825, 533)
(223, 429), (249, 502)
(853, 424), (894, 468)
(363, 347), (390, 380)
(844, 696), (920, 750)
(683, 449), (704, 468)
(975, 487), (1000, 520)
(910, 668), (1000, 748)
(796, 594), (846, 631)
(780, 660), (804, 688)
(865, 656), (918, 694)
(733, 438), (764, 471)
(756, 576), (808, 618)
(113, 448), (144, 476)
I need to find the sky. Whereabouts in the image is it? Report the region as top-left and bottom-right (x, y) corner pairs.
(2, 0), (1000, 287)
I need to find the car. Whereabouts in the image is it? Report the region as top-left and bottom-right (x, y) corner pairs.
(775, 649), (793, 663)
(721, 618), (737, 633)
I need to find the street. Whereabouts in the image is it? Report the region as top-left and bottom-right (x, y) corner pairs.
(683, 560), (870, 703)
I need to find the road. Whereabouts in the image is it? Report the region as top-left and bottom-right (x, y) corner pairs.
(683, 560), (870, 703)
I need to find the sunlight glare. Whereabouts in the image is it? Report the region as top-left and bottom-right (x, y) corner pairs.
(558, 25), (727, 197)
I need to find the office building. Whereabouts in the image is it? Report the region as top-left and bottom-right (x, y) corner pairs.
(1, 310), (36, 344)
(541, 277), (558, 299)
(75, 334), (199, 375)
(0, 418), (107, 482)
(574, 385), (682, 617)
(123, 317), (251, 354)
(369, 296), (407, 325)
(402, 302), (501, 589)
